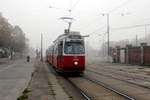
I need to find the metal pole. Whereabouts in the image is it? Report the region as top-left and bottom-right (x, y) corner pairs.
(107, 14), (110, 61)
(41, 33), (43, 62)
(103, 35), (105, 57)
(136, 35), (138, 46)
(145, 26), (147, 43)
(68, 22), (72, 32)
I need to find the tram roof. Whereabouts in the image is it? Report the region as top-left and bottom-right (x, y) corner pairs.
(54, 31), (82, 43)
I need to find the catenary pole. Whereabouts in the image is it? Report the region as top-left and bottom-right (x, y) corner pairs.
(107, 14), (110, 61)
(101, 13), (110, 61)
(41, 33), (43, 62)
(101, 13), (128, 61)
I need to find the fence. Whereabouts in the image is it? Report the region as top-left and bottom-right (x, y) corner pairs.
(112, 43), (150, 66)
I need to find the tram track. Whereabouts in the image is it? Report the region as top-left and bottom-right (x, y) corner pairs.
(48, 64), (131, 100)
(47, 64), (92, 100)
(67, 76), (132, 100)
(83, 76), (135, 100)
(86, 68), (150, 100)
(89, 66), (150, 82)
(65, 77), (92, 100)
(47, 63), (150, 100)
(87, 69), (150, 90)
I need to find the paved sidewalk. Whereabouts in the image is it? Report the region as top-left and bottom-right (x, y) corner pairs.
(0, 59), (34, 100)
(27, 61), (69, 100)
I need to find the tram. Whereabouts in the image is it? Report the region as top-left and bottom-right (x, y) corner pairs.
(46, 30), (85, 74)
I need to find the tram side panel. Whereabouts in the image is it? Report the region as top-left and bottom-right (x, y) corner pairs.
(62, 56), (85, 72)
(54, 44), (61, 69)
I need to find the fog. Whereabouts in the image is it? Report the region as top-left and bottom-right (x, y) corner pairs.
(0, 0), (150, 56)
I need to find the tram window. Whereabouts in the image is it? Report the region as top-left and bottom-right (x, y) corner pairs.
(54, 45), (58, 55)
(58, 41), (63, 55)
(64, 41), (85, 54)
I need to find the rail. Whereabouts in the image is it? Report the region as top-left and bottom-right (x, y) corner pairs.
(83, 76), (135, 100)
(87, 69), (150, 90)
(65, 77), (92, 100)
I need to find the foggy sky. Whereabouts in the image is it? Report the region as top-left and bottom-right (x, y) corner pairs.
(0, 0), (150, 51)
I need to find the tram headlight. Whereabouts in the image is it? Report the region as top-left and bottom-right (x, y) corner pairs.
(74, 61), (78, 65)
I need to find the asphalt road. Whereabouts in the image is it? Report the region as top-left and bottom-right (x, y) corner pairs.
(0, 58), (34, 100)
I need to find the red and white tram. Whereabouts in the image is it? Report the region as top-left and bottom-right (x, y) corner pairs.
(46, 31), (85, 74)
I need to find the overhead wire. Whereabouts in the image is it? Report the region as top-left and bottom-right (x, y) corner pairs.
(81, 0), (134, 36)
(111, 23), (150, 31)
(88, 26), (106, 36)
(80, 16), (105, 31)
(109, 0), (134, 13)
(71, 0), (81, 11)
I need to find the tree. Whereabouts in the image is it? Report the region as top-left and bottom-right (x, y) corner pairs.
(0, 13), (29, 58)
(12, 26), (27, 53)
(0, 13), (12, 48)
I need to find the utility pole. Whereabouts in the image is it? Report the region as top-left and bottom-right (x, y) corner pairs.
(101, 13), (128, 61)
(41, 33), (43, 62)
(101, 13), (110, 61)
(136, 35), (138, 46)
(145, 26), (147, 43)
(107, 14), (110, 61)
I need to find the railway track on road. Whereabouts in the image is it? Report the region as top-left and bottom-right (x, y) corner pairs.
(83, 76), (135, 100)
(65, 77), (92, 100)
(87, 69), (150, 90)
(47, 63), (150, 100)
(47, 64), (92, 100)
(48, 64), (131, 100)
(90, 67), (150, 82)
(67, 75), (133, 100)
(86, 68), (150, 100)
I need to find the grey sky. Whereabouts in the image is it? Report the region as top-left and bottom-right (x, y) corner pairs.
(0, 0), (150, 51)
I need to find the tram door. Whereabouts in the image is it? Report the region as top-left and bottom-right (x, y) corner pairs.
(58, 41), (63, 68)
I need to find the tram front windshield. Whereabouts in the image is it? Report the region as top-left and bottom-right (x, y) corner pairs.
(64, 41), (85, 54)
